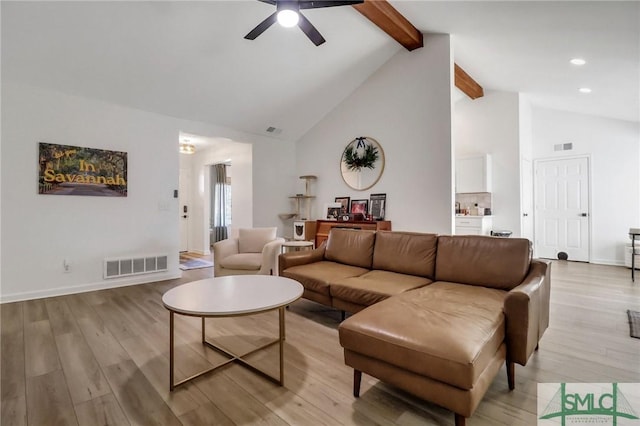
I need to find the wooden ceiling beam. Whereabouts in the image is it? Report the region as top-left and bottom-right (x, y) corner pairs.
(353, 0), (484, 99)
(454, 64), (484, 99)
(352, 0), (423, 51)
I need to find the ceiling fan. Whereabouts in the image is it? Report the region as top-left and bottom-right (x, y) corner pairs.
(245, 0), (364, 46)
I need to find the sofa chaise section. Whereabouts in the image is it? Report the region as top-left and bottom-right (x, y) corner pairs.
(338, 235), (551, 426)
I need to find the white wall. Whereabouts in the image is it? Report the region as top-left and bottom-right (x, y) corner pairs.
(251, 139), (297, 232)
(532, 107), (640, 265)
(519, 95), (534, 239)
(296, 34), (454, 234)
(1, 82), (295, 301)
(519, 96), (533, 162)
(455, 90), (522, 236)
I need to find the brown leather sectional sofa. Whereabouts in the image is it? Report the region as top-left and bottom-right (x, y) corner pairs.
(279, 229), (551, 426)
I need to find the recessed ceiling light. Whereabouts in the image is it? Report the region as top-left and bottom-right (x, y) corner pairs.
(579, 87), (592, 94)
(570, 58), (586, 66)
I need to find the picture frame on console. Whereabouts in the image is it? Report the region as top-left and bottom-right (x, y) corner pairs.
(335, 196), (350, 214)
(369, 193), (386, 220)
(350, 199), (368, 216)
(325, 203), (342, 220)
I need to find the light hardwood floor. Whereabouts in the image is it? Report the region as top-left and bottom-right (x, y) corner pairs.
(2, 259), (639, 425)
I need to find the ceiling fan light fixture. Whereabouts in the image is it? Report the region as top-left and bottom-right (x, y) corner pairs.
(179, 143), (195, 154)
(245, 0), (361, 45)
(277, 9), (299, 27)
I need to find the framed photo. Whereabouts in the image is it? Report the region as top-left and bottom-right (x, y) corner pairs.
(334, 196), (351, 214)
(350, 199), (369, 215)
(325, 203), (342, 220)
(370, 193), (386, 220)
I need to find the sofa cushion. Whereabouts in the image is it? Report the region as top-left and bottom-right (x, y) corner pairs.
(330, 270), (432, 307)
(282, 261), (369, 296)
(238, 227), (277, 253)
(325, 229), (375, 269)
(372, 231), (438, 278)
(218, 253), (262, 270)
(435, 235), (531, 290)
(339, 281), (506, 390)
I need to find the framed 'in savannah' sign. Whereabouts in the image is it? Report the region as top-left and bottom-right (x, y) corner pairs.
(38, 142), (128, 197)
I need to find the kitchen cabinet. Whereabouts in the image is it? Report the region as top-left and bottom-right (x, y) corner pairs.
(455, 216), (492, 236)
(456, 155), (492, 193)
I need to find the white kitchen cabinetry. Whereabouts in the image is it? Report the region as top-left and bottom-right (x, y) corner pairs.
(455, 216), (493, 236)
(456, 155), (492, 193)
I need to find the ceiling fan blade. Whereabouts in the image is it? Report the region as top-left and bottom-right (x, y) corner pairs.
(256, 0), (277, 4)
(299, 0), (363, 9)
(298, 13), (325, 46)
(244, 12), (278, 40)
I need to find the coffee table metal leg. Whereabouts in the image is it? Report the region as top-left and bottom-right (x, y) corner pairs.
(279, 306), (285, 384)
(169, 308), (287, 390)
(169, 311), (175, 391)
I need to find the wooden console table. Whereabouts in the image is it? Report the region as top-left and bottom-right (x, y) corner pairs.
(315, 220), (392, 247)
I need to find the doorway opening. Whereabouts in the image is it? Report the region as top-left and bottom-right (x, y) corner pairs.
(177, 132), (252, 256)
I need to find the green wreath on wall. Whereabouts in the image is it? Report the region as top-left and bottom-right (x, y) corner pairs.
(340, 136), (385, 191)
(342, 137), (380, 171)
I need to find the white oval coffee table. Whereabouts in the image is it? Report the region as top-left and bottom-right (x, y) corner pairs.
(162, 275), (303, 390)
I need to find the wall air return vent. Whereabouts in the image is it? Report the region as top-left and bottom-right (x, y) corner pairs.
(104, 254), (168, 279)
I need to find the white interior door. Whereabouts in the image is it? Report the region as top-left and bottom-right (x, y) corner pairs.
(534, 157), (590, 261)
(179, 168), (191, 253)
(521, 159), (534, 242)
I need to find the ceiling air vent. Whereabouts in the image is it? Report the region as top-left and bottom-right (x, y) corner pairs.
(554, 143), (573, 151)
(265, 126), (282, 135)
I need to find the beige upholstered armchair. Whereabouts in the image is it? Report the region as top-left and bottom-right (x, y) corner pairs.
(213, 227), (284, 277)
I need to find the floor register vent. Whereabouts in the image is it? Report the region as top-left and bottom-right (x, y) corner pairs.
(104, 254), (168, 279)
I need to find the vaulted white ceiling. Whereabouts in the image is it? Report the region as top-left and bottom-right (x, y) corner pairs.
(2, 1), (638, 143)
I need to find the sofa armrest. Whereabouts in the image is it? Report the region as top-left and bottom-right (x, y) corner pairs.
(259, 238), (285, 275)
(503, 259), (551, 366)
(278, 243), (326, 275)
(212, 238), (239, 276)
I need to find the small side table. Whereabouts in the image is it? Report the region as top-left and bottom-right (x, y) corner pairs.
(630, 228), (640, 282)
(281, 240), (314, 254)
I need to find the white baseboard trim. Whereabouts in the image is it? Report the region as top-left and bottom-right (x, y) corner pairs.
(189, 249), (211, 255)
(0, 269), (183, 303)
(590, 259), (626, 267)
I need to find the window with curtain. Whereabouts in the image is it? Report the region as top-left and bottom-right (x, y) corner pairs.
(210, 164), (231, 243)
